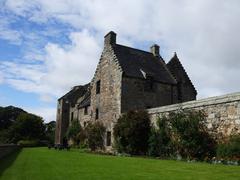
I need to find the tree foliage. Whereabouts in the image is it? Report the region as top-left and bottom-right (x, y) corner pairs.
(0, 106), (55, 145)
(0, 106), (25, 130)
(85, 122), (106, 151)
(217, 135), (240, 159)
(66, 119), (82, 145)
(8, 113), (46, 143)
(148, 116), (171, 157)
(169, 110), (216, 160)
(113, 110), (151, 155)
(45, 121), (56, 144)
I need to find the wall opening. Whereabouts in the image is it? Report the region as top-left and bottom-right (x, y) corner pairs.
(71, 112), (74, 121)
(95, 108), (99, 120)
(96, 80), (101, 94)
(106, 131), (111, 146)
(84, 106), (88, 115)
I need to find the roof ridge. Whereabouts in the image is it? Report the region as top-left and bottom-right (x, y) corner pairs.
(115, 44), (153, 55)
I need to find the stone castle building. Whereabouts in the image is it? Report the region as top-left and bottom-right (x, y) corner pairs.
(55, 31), (197, 146)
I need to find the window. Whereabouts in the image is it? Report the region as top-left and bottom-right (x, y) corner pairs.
(71, 112), (74, 121)
(106, 131), (111, 146)
(84, 106), (88, 115)
(144, 75), (154, 92)
(84, 122), (86, 127)
(95, 108), (99, 120)
(96, 80), (101, 94)
(177, 82), (182, 102)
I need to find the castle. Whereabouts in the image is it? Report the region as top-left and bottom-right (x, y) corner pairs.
(55, 31), (197, 147)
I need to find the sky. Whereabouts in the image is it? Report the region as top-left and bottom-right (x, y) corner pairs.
(0, 0), (240, 122)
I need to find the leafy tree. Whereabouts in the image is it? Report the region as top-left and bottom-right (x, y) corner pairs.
(66, 119), (81, 145)
(113, 110), (151, 155)
(170, 110), (216, 160)
(148, 116), (171, 157)
(8, 113), (45, 143)
(0, 106), (26, 130)
(85, 122), (106, 151)
(45, 121), (56, 144)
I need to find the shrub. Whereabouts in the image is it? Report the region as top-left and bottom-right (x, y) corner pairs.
(217, 135), (240, 159)
(18, 140), (39, 147)
(66, 119), (82, 145)
(85, 122), (106, 151)
(169, 110), (216, 160)
(148, 116), (171, 157)
(113, 110), (151, 155)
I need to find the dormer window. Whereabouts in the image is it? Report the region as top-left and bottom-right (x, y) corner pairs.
(96, 80), (101, 94)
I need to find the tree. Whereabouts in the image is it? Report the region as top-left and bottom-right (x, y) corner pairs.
(113, 110), (151, 155)
(45, 121), (56, 144)
(148, 116), (171, 157)
(170, 110), (216, 160)
(8, 113), (45, 143)
(85, 122), (106, 151)
(66, 119), (81, 145)
(0, 106), (26, 130)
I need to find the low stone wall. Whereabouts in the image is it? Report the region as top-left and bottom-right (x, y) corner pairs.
(0, 144), (20, 159)
(148, 92), (240, 140)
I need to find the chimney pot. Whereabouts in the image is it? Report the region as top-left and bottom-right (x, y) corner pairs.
(150, 44), (160, 57)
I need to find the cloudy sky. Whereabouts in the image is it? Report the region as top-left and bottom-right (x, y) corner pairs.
(0, 0), (240, 122)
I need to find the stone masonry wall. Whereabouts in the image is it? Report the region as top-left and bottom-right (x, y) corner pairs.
(148, 92), (240, 141)
(90, 45), (122, 146)
(55, 98), (70, 144)
(121, 77), (178, 112)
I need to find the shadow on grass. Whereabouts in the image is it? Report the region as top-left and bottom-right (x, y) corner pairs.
(0, 149), (22, 177)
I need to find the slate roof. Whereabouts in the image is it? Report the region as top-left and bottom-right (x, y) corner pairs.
(167, 53), (197, 94)
(112, 44), (177, 84)
(78, 87), (91, 108)
(59, 83), (90, 106)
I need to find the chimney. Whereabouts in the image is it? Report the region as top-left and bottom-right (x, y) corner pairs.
(104, 31), (116, 46)
(150, 44), (160, 57)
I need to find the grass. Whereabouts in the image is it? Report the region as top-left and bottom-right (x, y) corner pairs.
(0, 148), (240, 180)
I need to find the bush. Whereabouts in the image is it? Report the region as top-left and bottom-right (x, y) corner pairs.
(66, 119), (82, 145)
(217, 135), (240, 159)
(148, 116), (171, 157)
(113, 110), (151, 155)
(85, 122), (106, 151)
(169, 110), (216, 160)
(18, 140), (39, 147)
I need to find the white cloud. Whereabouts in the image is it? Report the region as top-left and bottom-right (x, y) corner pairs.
(1, 0), (240, 102)
(25, 106), (57, 122)
(0, 18), (22, 44)
(0, 30), (101, 100)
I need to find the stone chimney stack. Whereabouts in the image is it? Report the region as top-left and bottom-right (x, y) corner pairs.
(104, 31), (116, 46)
(150, 44), (160, 57)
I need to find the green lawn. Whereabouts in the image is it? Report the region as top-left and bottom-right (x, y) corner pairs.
(0, 148), (239, 180)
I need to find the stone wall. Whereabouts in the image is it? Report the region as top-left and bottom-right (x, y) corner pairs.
(90, 43), (123, 148)
(121, 76), (178, 112)
(55, 98), (69, 144)
(148, 92), (240, 140)
(0, 144), (20, 159)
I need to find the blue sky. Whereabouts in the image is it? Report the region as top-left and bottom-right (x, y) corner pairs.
(0, 0), (240, 122)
